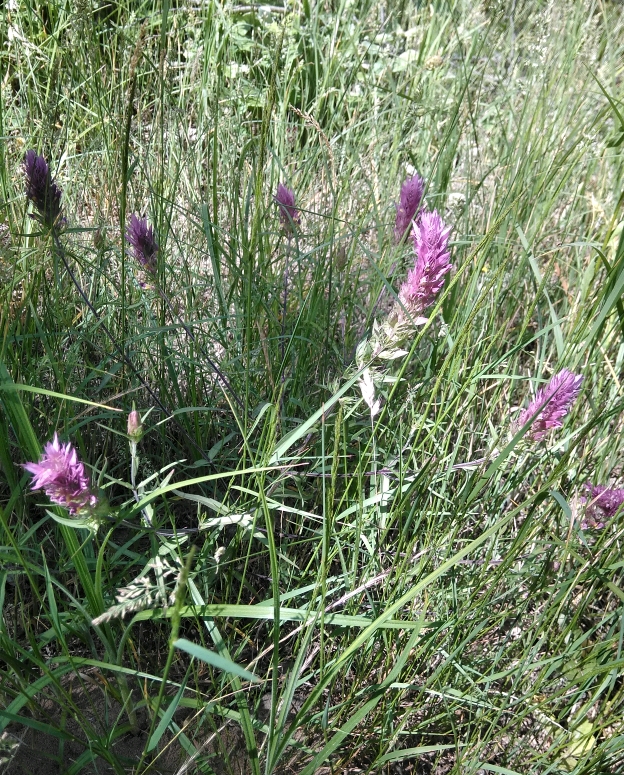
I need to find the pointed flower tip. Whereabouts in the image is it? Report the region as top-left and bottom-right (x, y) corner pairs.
(23, 149), (63, 229)
(394, 173), (425, 242)
(517, 369), (583, 442)
(23, 433), (98, 515)
(126, 214), (158, 272)
(275, 183), (300, 231)
(398, 208), (452, 318)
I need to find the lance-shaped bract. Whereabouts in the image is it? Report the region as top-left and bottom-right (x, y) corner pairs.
(23, 150), (63, 230)
(126, 214), (158, 272)
(398, 210), (452, 317)
(275, 183), (300, 232)
(582, 483), (624, 528)
(24, 434), (98, 515)
(516, 369), (583, 442)
(394, 174), (424, 242)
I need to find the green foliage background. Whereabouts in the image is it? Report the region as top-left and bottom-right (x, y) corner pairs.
(1, 0), (624, 772)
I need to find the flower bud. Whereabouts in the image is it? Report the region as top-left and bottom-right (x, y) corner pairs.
(127, 410), (143, 441)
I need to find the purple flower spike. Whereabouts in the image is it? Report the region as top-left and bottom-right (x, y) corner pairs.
(581, 483), (624, 529)
(398, 210), (452, 317)
(24, 434), (98, 515)
(23, 150), (63, 230)
(275, 183), (300, 233)
(516, 369), (583, 442)
(394, 174), (424, 242)
(126, 214), (158, 273)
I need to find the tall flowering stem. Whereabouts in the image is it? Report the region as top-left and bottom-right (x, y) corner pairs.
(394, 174), (424, 242)
(126, 215), (244, 410)
(516, 369), (583, 442)
(398, 210), (452, 319)
(24, 434), (98, 515)
(274, 183), (301, 371)
(23, 150), (63, 230)
(18, 153), (213, 462)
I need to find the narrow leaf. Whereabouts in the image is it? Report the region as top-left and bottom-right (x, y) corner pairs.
(173, 638), (260, 683)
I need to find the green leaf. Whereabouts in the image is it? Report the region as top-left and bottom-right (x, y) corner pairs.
(135, 604), (426, 630)
(147, 674), (188, 752)
(378, 745), (457, 765)
(0, 710), (73, 741)
(173, 638), (260, 683)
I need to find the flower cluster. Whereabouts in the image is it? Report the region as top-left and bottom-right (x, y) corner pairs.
(394, 174), (424, 242)
(23, 150), (63, 230)
(275, 183), (300, 233)
(398, 210), (452, 319)
(24, 434), (98, 515)
(126, 214), (158, 272)
(516, 369), (583, 442)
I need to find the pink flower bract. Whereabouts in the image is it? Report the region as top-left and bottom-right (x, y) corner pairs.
(398, 210), (452, 317)
(516, 369), (583, 442)
(24, 434), (98, 515)
(394, 174), (424, 242)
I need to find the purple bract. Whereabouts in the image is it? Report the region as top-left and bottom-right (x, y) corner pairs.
(516, 369), (583, 442)
(23, 150), (63, 230)
(24, 434), (98, 515)
(582, 483), (624, 529)
(394, 174), (424, 242)
(275, 183), (300, 232)
(398, 210), (452, 317)
(126, 214), (158, 272)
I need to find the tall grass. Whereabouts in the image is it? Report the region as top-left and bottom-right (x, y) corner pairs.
(1, 0), (624, 772)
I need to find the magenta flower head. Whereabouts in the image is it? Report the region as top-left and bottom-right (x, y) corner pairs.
(516, 369), (583, 442)
(23, 150), (63, 230)
(398, 210), (452, 318)
(23, 434), (98, 515)
(394, 174), (424, 243)
(275, 183), (300, 233)
(126, 214), (158, 272)
(581, 483), (624, 529)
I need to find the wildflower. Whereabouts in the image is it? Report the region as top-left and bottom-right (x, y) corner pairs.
(516, 369), (583, 442)
(398, 210), (452, 318)
(127, 409), (143, 441)
(23, 150), (63, 230)
(581, 483), (624, 528)
(126, 214), (158, 272)
(394, 174), (424, 242)
(275, 183), (300, 233)
(23, 434), (98, 515)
